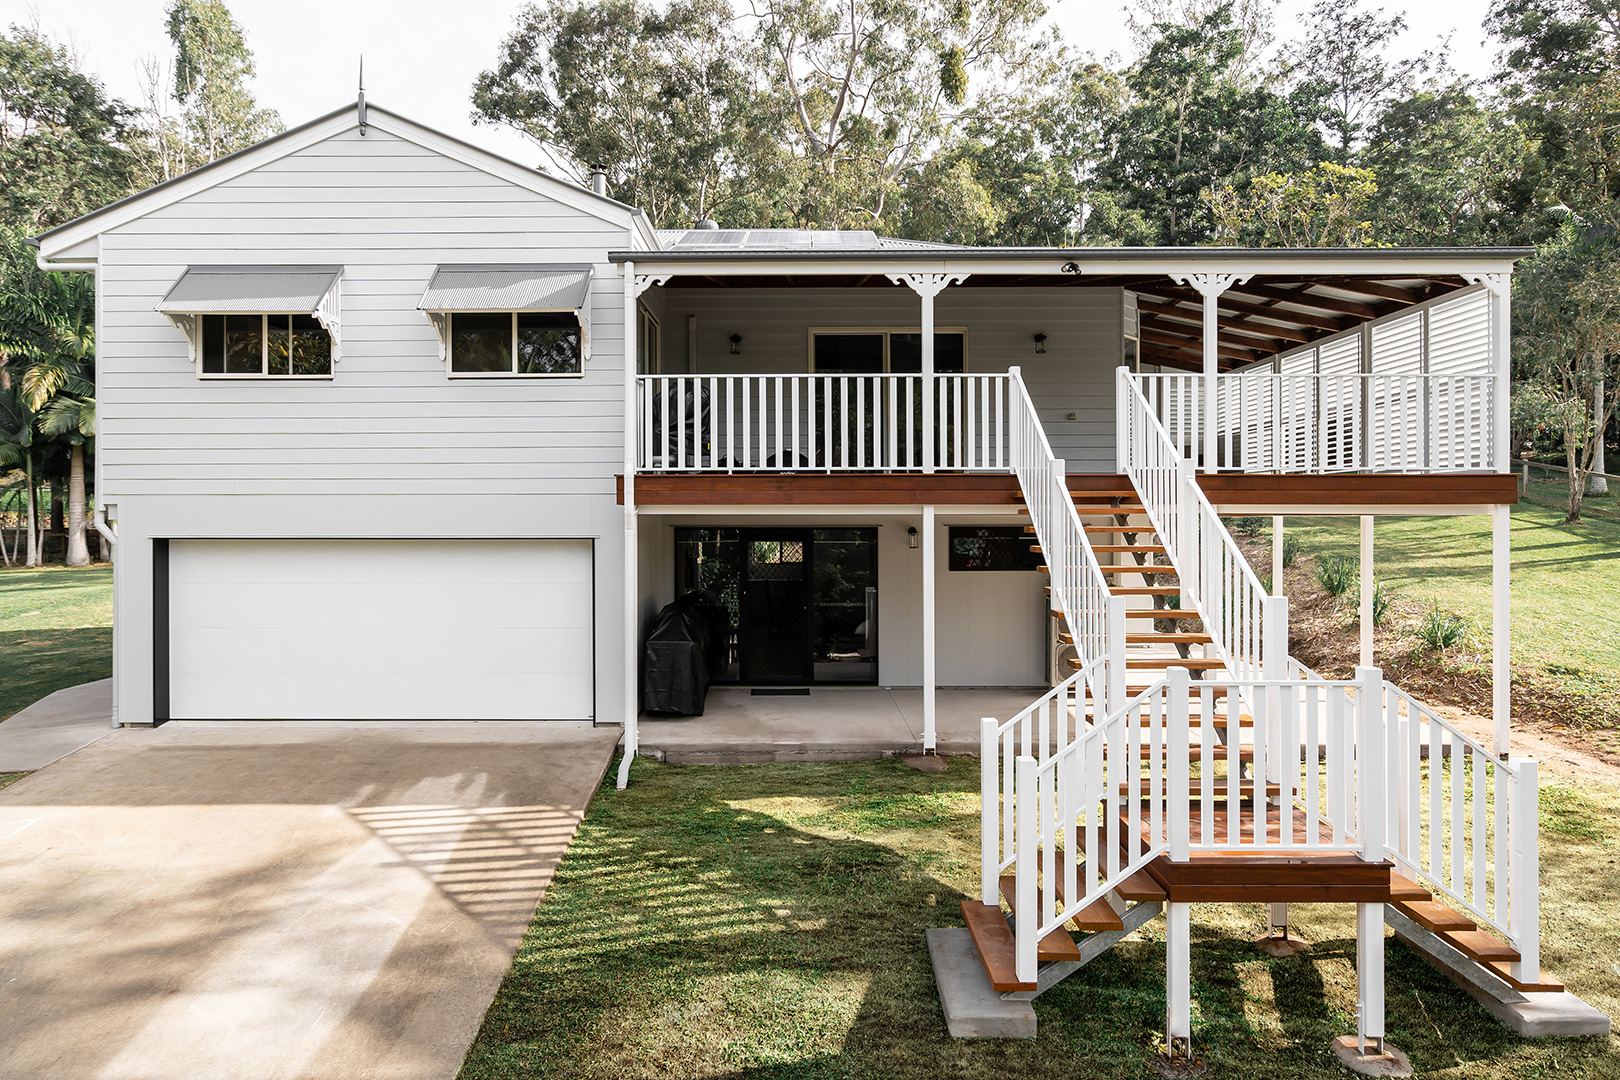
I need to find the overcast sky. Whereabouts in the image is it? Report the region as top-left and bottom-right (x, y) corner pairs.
(6, 0), (1499, 171)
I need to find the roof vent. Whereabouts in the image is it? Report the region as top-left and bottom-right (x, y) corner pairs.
(694, 218), (720, 230)
(589, 169), (608, 196)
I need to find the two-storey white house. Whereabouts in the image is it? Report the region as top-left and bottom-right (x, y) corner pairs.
(36, 100), (1602, 1064)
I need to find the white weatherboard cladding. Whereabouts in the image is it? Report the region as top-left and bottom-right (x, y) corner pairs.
(168, 539), (594, 720)
(94, 123), (635, 725)
(658, 286), (1123, 470)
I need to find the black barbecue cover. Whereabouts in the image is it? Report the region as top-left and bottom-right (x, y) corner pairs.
(641, 589), (731, 715)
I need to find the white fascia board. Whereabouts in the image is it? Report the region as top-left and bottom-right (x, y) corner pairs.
(618, 254), (1526, 280)
(33, 104), (645, 263)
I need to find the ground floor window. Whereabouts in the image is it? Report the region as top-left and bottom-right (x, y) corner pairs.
(949, 526), (1042, 571)
(674, 527), (878, 685)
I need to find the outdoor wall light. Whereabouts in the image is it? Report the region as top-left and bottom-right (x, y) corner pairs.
(908, 526), (919, 549)
(1033, 332), (1047, 354)
(729, 333), (742, 355)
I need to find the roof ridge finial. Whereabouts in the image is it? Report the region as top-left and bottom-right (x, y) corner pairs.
(358, 56), (367, 137)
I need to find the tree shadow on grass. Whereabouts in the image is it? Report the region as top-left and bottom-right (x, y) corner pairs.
(456, 758), (1620, 1080)
(0, 626), (111, 720)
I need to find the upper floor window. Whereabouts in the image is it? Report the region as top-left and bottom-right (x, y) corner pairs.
(156, 265), (343, 379)
(449, 312), (583, 375)
(420, 263), (594, 378)
(200, 314), (332, 377)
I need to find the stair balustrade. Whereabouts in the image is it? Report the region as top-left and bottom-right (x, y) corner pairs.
(1380, 682), (1540, 982)
(1118, 368), (1284, 686)
(1007, 367), (1122, 679)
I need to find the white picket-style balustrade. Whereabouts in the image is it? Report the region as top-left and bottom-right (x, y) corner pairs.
(635, 372), (1012, 472)
(1136, 371), (1498, 473)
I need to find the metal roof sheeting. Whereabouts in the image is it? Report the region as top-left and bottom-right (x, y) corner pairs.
(418, 264), (593, 311)
(156, 265), (342, 313)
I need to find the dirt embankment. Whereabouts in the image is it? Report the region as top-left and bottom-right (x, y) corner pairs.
(1230, 532), (1620, 779)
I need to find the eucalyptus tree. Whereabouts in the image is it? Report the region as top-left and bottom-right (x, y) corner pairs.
(149, 0), (282, 181)
(1096, 5), (1328, 245)
(0, 26), (139, 231)
(1280, 0), (1431, 159)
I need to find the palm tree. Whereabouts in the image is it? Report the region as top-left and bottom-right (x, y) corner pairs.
(9, 265), (97, 566)
(0, 386), (41, 566)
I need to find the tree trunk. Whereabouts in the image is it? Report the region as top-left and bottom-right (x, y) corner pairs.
(50, 481), (64, 533)
(65, 443), (89, 567)
(1590, 378), (1609, 496)
(24, 460), (40, 567)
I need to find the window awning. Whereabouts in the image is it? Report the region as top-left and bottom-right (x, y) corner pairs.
(418, 264), (594, 360)
(417, 263), (593, 312)
(155, 265), (344, 363)
(156, 265), (343, 314)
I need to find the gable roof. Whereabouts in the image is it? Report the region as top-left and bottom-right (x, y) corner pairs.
(31, 102), (660, 264)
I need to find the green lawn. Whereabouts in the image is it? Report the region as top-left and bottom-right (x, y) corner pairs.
(459, 757), (1620, 1080)
(0, 564), (113, 721)
(1277, 502), (1620, 680)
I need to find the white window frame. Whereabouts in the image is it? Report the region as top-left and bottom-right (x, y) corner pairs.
(807, 326), (971, 372)
(194, 312), (335, 380)
(637, 303), (661, 375)
(443, 310), (586, 378)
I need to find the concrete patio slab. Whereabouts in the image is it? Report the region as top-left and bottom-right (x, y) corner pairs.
(0, 678), (114, 771)
(0, 719), (620, 1080)
(636, 686), (1045, 763)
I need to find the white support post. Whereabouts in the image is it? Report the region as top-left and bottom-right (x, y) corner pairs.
(1177, 460), (1200, 606)
(1116, 365), (1131, 474)
(923, 504), (937, 752)
(1166, 901), (1192, 1059)
(1263, 595), (1288, 681)
(1510, 758), (1540, 983)
(619, 261), (641, 790)
(981, 717), (999, 906)
(617, 265), (669, 790)
(1355, 901), (1385, 1053)
(887, 272), (969, 474)
(1271, 516), (1284, 596)
(1170, 271), (1251, 473)
(1492, 503), (1511, 755)
(1355, 666), (1386, 860)
(1167, 666), (1191, 862)
(1359, 515), (1374, 668)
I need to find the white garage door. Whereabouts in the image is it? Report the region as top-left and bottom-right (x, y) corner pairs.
(168, 539), (594, 720)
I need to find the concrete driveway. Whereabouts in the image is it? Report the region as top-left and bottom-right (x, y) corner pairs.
(0, 720), (619, 1080)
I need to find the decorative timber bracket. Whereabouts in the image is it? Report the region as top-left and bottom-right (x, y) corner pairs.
(1168, 271), (1252, 298)
(886, 271), (971, 297)
(1463, 272), (1510, 297)
(631, 273), (670, 299)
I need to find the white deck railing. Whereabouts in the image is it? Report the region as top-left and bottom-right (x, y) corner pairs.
(636, 373), (1012, 471)
(1119, 368), (1283, 685)
(1135, 372), (1498, 473)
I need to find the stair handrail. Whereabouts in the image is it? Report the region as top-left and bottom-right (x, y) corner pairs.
(1118, 367), (1284, 685)
(979, 659), (1107, 908)
(1007, 367), (1121, 680)
(1381, 680), (1540, 981)
(1006, 666), (1181, 983)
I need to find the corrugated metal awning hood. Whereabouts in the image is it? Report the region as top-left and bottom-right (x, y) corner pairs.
(418, 264), (593, 311)
(156, 265), (343, 313)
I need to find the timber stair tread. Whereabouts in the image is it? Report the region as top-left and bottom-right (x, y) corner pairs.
(1100, 564), (1176, 575)
(1123, 609), (1201, 620)
(1054, 841), (1168, 909)
(1389, 872), (1433, 902)
(1091, 545), (1168, 553)
(1107, 586), (1184, 596)
(1082, 525), (1158, 534)
(1441, 929), (1521, 963)
(1000, 874), (1123, 937)
(959, 901), (1036, 991)
(1391, 899), (1474, 932)
(1071, 656), (1227, 671)
(1386, 892), (1564, 990)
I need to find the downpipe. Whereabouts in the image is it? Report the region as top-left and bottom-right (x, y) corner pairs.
(93, 503), (119, 728)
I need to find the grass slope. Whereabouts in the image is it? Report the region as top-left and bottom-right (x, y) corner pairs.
(460, 758), (1620, 1080)
(0, 564), (113, 721)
